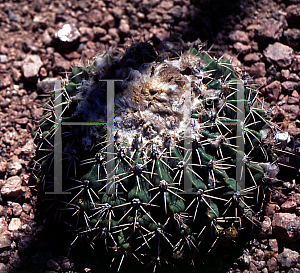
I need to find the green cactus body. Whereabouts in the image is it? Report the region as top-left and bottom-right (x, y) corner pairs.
(32, 40), (278, 270)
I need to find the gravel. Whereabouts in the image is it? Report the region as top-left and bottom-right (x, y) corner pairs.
(0, 0), (299, 272)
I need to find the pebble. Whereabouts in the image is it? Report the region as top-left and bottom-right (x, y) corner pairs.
(47, 259), (61, 271)
(11, 67), (22, 82)
(291, 55), (300, 72)
(233, 42), (251, 54)
(42, 29), (52, 46)
(286, 4), (300, 23)
(21, 55), (43, 79)
(0, 263), (9, 273)
(0, 217), (11, 250)
(7, 202), (22, 216)
(79, 26), (94, 42)
(54, 23), (81, 47)
(281, 69), (290, 81)
(119, 19), (130, 35)
(238, 249), (252, 267)
(244, 53), (263, 64)
(7, 161), (22, 176)
(0, 55), (8, 63)
(267, 257), (279, 272)
(0, 0), (299, 272)
(249, 62), (266, 77)
(99, 13), (115, 29)
(17, 235), (32, 252)
(263, 203), (281, 217)
(257, 216), (272, 237)
(53, 52), (70, 73)
(277, 248), (300, 268)
(253, 248), (265, 261)
(92, 26), (106, 39)
(252, 260), (266, 270)
(264, 42), (294, 68)
(229, 30), (250, 44)
(36, 77), (57, 94)
(262, 81), (282, 102)
(268, 239), (279, 252)
(281, 196), (297, 212)
(0, 176), (26, 198)
(288, 268), (300, 273)
(284, 28), (300, 48)
(272, 213), (300, 242)
(255, 18), (284, 40)
(8, 218), (22, 231)
(282, 81), (299, 93)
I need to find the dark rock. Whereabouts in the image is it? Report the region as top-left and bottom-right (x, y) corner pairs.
(0, 263), (9, 273)
(281, 196), (297, 212)
(36, 77), (57, 94)
(17, 235), (32, 252)
(249, 261), (259, 273)
(100, 14), (115, 29)
(249, 62), (266, 78)
(252, 260), (266, 270)
(281, 104), (300, 120)
(253, 248), (265, 261)
(267, 64), (277, 76)
(47, 259), (61, 271)
(93, 26), (107, 39)
(288, 96), (299, 104)
(262, 81), (282, 102)
(271, 190), (287, 204)
(53, 52), (70, 73)
(168, 5), (182, 19)
(284, 28), (300, 49)
(286, 4), (300, 23)
(272, 213), (300, 242)
(287, 268), (300, 273)
(282, 81), (299, 93)
(86, 10), (103, 25)
(263, 202), (280, 217)
(267, 257), (278, 272)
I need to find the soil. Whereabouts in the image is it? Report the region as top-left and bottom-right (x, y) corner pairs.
(0, 0), (300, 272)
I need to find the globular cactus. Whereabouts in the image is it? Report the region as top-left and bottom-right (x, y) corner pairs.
(32, 38), (278, 271)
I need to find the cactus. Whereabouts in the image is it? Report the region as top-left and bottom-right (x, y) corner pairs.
(32, 38), (278, 271)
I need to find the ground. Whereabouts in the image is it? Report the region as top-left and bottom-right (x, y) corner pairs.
(0, 0), (300, 272)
